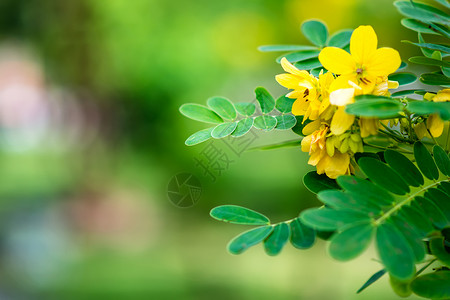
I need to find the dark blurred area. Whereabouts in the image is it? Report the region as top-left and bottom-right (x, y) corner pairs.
(0, 0), (424, 299)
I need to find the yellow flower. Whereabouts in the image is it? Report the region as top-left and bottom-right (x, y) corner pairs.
(276, 58), (320, 120)
(419, 88), (450, 138)
(359, 118), (379, 138)
(429, 88), (450, 102)
(318, 25), (401, 93)
(301, 123), (353, 179)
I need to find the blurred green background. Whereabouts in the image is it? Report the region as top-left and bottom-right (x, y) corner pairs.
(0, 0), (428, 299)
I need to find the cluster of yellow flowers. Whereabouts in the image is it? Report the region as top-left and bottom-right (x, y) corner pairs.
(276, 25), (402, 178)
(414, 88), (450, 139)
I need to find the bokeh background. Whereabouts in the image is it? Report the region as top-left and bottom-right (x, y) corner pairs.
(0, 0), (432, 299)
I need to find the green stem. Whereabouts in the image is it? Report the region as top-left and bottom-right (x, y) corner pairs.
(374, 181), (444, 226)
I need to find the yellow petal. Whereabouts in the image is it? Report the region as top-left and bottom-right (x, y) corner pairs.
(359, 118), (379, 138)
(329, 74), (356, 92)
(329, 88), (355, 106)
(350, 25), (377, 65)
(280, 57), (311, 78)
(318, 47), (356, 75)
(414, 122), (427, 139)
(330, 107), (355, 135)
(434, 89), (450, 102)
(388, 80), (399, 89)
(292, 98), (308, 115)
(427, 114), (444, 137)
(365, 47), (401, 77)
(275, 74), (302, 89)
(424, 92), (436, 101)
(302, 119), (321, 135)
(301, 135), (312, 152)
(318, 151), (350, 179)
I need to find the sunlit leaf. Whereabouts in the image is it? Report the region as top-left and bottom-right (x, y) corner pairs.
(185, 127), (214, 146)
(388, 72), (417, 85)
(301, 20), (328, 47)
(253, 115), (277, 131)
(409, 56), (450, 68)
(394, 1), (450, 25)
(408, 100), (450, 120)
(210, 205), (270, 225)
(276, 50), (320, 63)
(255, 87), (275, 114)
(211, 122), (237, 138)
(400, 18), (446, 35)
(231, 118), (254, 137)
(327, 29), (353, 48)
(293, 57), (322, 70)
(420, 73), (450, 86)
(347, 96), (403, 119)
(234, 102), (256, 117)
(301, 208), (370, 231)
(275, 115), (297, 130)
(207, 96), (237, 120)
(337, 176), (394, 206)
(180, 103), (224, 123)
(275, 95), (296, 113)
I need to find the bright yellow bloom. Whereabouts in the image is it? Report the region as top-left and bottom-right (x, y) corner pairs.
(318, 25), (401, 93)
(276, 58), (319, 120)
(359, 118), (379, 138)
(301, 122), (354, 179)
(419, 88), (450, 138)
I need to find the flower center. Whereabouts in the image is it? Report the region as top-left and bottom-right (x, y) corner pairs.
(356, 68), (363, 74)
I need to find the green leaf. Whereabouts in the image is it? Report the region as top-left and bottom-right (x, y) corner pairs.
(418, 33), (434, 57)
(303, 171), (339, 194)
(276, 50), (320, 63)
(210, 205), (270, 225)
(234, 102), (256, 117)
(275, 115), (297, 130)
(231, 118), (253, 137)
(391, 89), (425, 97)
(413, 196), (449, 228)
(389, 275), (413, 298)
(253, 115), (277, 131)
(443, 66), (450, 77)
(291, 116), (309, 136)
(394, 1), (450, 25)
(293, 57), (322, 70)
(337, 175), (395, 206)
(420, 73), (450, 86)
(301, 208), (370, 231)
(185, 127), (214, 146)
(425, 188), (450, 220)
(180, 103), (224, 123)
(400, 18), (446, 35)
(211, 122), (238, 139)
(409, 56), (450, 68)
(357, 269), (386, 294)
(275, 95), (296, 113)
(384, 149), (424, 187)
(310, 67), (325, 77)
(398, 206), (435, 236)
(301, 20), (328, 47)
(376, 222), (415, 280)
(408, 100), (450, 120)
(358, 157), (410, 195)
(403, 40), (450, 54)
(317, 190), (382, 214)
(388, 72), (417, 85)
(433, 145), (450, 176)
(328, 222), (374, 261)
(414, 141), (439, 180)
(258, 45), (318, 52)
(207, 97), (237, 120)
(433, 0), (450, 9)
(263, 223), (290, 256)
(255, 87), (275, 114)
(289, 217), (316, 249)
(227, 226), (274, 255)
(411, 271), (450, 299)
(430, 237), (450, 267)
(347, 96), (403, 119)
(327, 29), (353, 48)
(390, 216), (426, 262)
